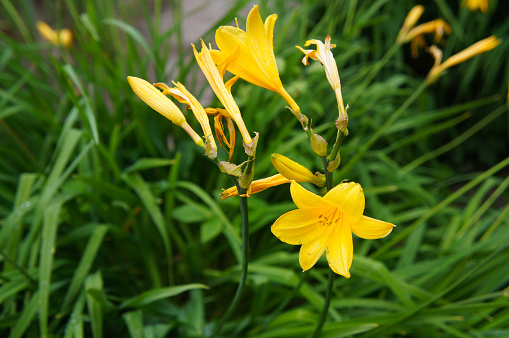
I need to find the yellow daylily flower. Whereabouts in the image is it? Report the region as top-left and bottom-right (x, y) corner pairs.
(155, 81), (217, 159)
(192, 41), (253, 145)
(463, 0), (490, 13)
(272, 181), (394, 278)
(271, 154), (325, 186)
(127, 76), (204, 147)
(426, 36), (501, 84)
(220, 173), (290, 199)
(397, 6), (451, 57)
(296, 35), (347, 132)
(210, 5), (301, 116)
(37, 21), (72, 48)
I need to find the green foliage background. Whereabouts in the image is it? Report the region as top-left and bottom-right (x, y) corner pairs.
(1, 0), (508, 336)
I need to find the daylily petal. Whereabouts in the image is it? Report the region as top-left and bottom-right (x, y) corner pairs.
(246, 5), (281, 88)
(323, 182), (365, 224)
(351, 216), (395, 239)
(264, 14), (278, 53)
(290, 181), (332, 210)
(213, 26), (270, 89)
(272, 208), (328, 245)
(326, 221), (353, 278)
(299, 235), (328, 271)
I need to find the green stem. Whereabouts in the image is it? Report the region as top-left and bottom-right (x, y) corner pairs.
(322, 156), (334, 191)
(328, 130), (346, 166)
(213, 183), (250, 336)
(313, 269), (335, 338)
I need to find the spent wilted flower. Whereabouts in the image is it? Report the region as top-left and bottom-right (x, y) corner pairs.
(127, 76), (204, 147)
(37, 21), (72, 48)
(426, 36), (501, 84)
(463, 0), (491, 13)
(296, 35), (347, 133)
(271, 154), (325, 186)
(220, 174), (290, 199)
(210, 5), (302, 117)
(193, 40), (253, 145)
(272, 181), (394, 277)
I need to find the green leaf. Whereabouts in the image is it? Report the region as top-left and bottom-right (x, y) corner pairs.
(119, 284), (209, 309)
(124, 158), (175, 174)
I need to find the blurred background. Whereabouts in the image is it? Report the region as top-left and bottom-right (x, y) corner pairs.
(1, 0), (508, 337)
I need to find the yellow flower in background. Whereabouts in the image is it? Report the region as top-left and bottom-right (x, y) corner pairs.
(400, 5), (424, 35)
(426, 36), (501, 84)
(210, 5), (301, 116)
(296, 35), (347, 132)
(463, 0), (490, 13)
(155, 81), (218, 159)
(272, 181), (394, 277)
(397, 6), (451, 58)
(37, 21), (72, 48)
(127, 76), (204, 147)
(271, 154), (325, 186)
(193, 41), (253, 145)
(220, 173), (290, 199)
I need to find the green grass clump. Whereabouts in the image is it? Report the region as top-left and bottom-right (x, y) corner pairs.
(1, 0), (508, 337)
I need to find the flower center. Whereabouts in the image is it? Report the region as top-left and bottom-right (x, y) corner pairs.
(317, 208), (341, 228)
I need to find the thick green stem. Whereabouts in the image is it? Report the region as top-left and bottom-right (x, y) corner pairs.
(313, 269), (335, 338)
(322, 156), (334, 191)
(213, 184), (250, 336)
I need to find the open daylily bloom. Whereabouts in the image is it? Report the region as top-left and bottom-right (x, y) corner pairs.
(426, 36), (501, 84)
(397, 6), (451, 57)
(210, 5), (301, 116)
(296, 35), (347, 132)
(127, 76), (204, 147)
(220, 173), (290, 199)
(271, 154), (325, 186)
(193, 41), (253, 145)
(155, 82), (217, 159)
(37, 21), (72, 47)
(272, 181), (394, 277)
(463, 0), (490, 13)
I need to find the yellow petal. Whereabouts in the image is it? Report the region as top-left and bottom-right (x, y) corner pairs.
(272, 208), (328, 245)
(326, 221), (353, 278)
(290, 181), (332, 210)
(192, 41), (253, 144)
(213, 28), (270, 90)
(299, 235), (328, 271)
(351, 216), (395, 239)
(264, 14), (278, 53)
(246, 6), (281, 88)
(323, 182), (365, 224)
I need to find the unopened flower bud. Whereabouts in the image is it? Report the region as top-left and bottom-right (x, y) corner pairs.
(271, 154), (325, 186)
(310, 128), (328, 156)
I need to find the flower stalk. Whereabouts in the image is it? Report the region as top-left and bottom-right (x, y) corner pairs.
(212, 182), (250, 336)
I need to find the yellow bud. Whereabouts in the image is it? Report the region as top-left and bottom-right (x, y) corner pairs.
(271, 154), (325, 186)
